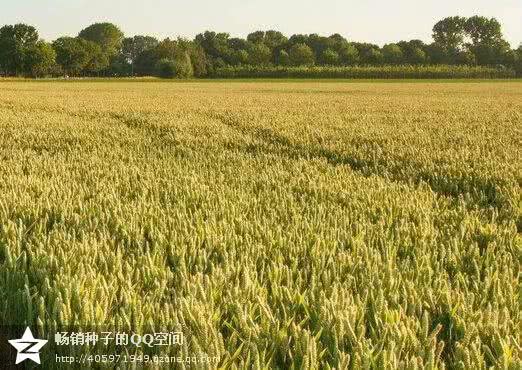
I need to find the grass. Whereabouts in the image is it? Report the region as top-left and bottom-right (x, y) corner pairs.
(0, 81), (520, 369)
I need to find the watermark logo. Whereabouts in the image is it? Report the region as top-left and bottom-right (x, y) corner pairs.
(8, 327), (48, 365)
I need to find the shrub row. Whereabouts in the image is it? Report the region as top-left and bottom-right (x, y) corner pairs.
(210, 65), (516, 79)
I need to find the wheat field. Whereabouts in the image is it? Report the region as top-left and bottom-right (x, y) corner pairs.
(0, 80), (520, 369)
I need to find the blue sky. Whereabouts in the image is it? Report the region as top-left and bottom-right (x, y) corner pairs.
(1, 0), (520, 47)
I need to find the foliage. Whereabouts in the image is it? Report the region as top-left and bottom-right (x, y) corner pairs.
(289, 43), (315, 66)
(24, 40), (57, 77)
(248, 43), (272, 66)
(516, 46), (522, 76)
(321, 48), (340, 65)
(397, 40), (427, 65)
(78, 22), (124, 57)
(432, 16), (467, 53)
(339, 44), (360, 65)
(0, 81), (520, 369)
(210, 65), (516, 79)
(122, 35), (159, 75)
(362, 48), (384, 65)
(155, 52), (193, 79)
(52, 37), (105, 76)
(382, 44), (404, 65)
(155, 58), (177, 78)
(456, 50), (477, 66)
(277, 50), (290, 66)
(0, 16), (520, 78)
(0, 23), (39, 76)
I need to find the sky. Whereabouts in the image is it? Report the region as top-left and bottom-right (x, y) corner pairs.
(0, 0), (520, 48)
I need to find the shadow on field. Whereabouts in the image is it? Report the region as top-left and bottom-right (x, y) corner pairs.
(211, 111), (516, 225)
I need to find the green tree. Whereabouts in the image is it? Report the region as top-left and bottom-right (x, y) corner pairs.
(228, 38), (251, 52)
(156, 58), (176, 78)
(464, 16), (503, 46)
(321, 48), (340, 65)
(78, 22), (124, 57)
(362, 48), (384, 65)
(382, 44), (404, 64)
(25, 40), (57, 77)
(155, 38), (180, 60)
(187, 43), (208, 77)
(82, 40), (109, 75)
(472, 42), (511, 65)
(409, 48), (427, 65)
(456, 50), (477, 65)
(288, 43), (315, 66)
(246, 31), (265, 45)
(287, 34), (310, 48)
(122, 35), (159, 75)
(339, 44), (360, 65)
(175, 37), (207, 76)
(134, 49), (158, 76)
(195, 31), (232, 66)
(248, 43), (271, 66)
(53, 37), (90, 76)
(328, 34), (349, 50)
(277, 50), (290, 66)
(351, 43), (381, 65)
(231, 49), (249, 65)
(53, 37), (107, 76)
(515, 46), (522, 76)
(464, 17), (510, 65)
(264, 31), (287, 50)
(0, 24), (39, 76)
(397, 40), (427, 64)
(174, 51), (194, 78)
(307, 34), (334, 61)
(426, 42), (449, 64)
(155, 51), (193, 79)
(432, 16), (467, 53)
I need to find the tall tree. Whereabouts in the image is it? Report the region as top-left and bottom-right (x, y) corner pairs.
(134, 49), (159, 76)
(464, 17), (510, 65)
(464, 16), (503, 45)
(321, 48), (340, 65)
(0, 24), (39, 76)
(78, 23), (124, 57)
(307, 34), (334, 62)
(122, 35), (159, 75)
(287, 34), (310, 48)
(227, 38), (251, 66)
(338, 44), (360, 65)
(515, 46), (522, 76)
(25, 40), (57, 77)
(397, 40), (427, 64)
(432, 16), (467, 56)
(352, 43), (382, 64)
(426, 42), (449, 64)
(248, 43), (272, 66)
(195, 31), (231, 63)
(382, 44), (404, 64)
(277, 50), (291, 66)
(246, 31), (265, 45)
(264, 31), (287, 50)
(53, 37), (105, 76)
(288, 43), (315, 66)
(177, 38), (208, 77)
(81, 40), (109, 75)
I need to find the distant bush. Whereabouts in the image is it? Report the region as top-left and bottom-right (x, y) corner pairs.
(156, 59), (177, 78)
(210, 65), (516, 79)
(155, 52), (194, 79)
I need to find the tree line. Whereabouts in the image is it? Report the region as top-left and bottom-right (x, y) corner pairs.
(0, 16), (520, 78)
